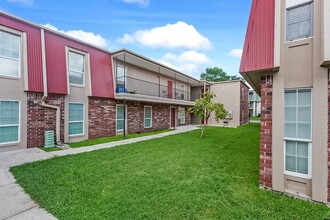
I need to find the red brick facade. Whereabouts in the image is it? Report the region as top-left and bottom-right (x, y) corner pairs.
(240, 82), (250, 125)
(259, 75), (273, 188)
(123, 101), (171, 133)
(27, 92), (65, 148)
(88, 97), (116, 139)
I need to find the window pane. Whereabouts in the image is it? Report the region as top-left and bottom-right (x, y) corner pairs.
(69, 103), (83, 121)
(0, 100), (19, 125)
(284, 122), (296, 138)
(69, 51), (84, 85)
(298, 89), (311, 106)
(297, 122), (311, 139)
(0, 126), (18, 143)
(284, 106), (296, 122)
(0, 31), (20, 59)
(285, 155), (296, 172)
(286, 141), (296, 156)
(69, 122), (83, 135)
(117, 106), (124, 120)
(144, 119), (151, 128)
(117, 119), (124, 130)
(298, 106), (311, 122)
(297, 142), (308, 157)
(0, 58), (19, 77)
(297, 157), (308, 174)
(286, 3), (312, 41)
(285, 90), (296, 106)
(145, 107), (151, 118)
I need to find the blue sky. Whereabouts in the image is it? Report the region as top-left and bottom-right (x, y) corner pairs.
(0, 0), (252, 79)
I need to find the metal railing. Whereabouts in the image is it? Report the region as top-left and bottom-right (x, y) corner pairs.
(116, 76), (201, 102)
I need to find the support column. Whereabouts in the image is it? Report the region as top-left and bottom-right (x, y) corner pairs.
(260, 75), (273, 188)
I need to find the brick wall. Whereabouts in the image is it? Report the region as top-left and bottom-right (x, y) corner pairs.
(240, 82), (250, 125)
(259, 75), (273, 188)
(89, 97), (116, 139)
(121, 101), (170, 134)
(185, 107), (191, 125)
(27, 92), (65, 148)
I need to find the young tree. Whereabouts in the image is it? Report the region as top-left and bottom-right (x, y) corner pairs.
(189, 92), (227, 138)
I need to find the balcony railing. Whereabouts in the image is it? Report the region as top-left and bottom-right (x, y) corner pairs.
(116, 76), (201, 102)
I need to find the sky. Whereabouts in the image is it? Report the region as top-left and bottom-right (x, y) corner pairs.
(0, 0), (252, 80)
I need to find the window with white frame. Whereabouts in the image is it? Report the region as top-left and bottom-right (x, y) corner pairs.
(116, 65), (127, 92)
(144, 106), (152, 128)
(69, 103), (84, 136)
(68, 51), (85, 86)
(0, 30), (20, 77)
(180, 84), (185, 100)
(179, 107), (185, 124)
(0, 100), (19, 144)
(284, 89), (311, 178)
(286, 1), (313, 42)
(116, 105), (125, 131)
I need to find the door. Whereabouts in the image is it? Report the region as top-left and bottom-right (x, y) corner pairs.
(170, 108), (175, 127)
(168, 80), (173, 99)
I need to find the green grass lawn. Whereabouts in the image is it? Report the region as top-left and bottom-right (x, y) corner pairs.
(249, 116), (260, 121)
(11, 124), (329, 219)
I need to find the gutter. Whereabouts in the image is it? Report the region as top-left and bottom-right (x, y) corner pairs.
(40, 29), (61, 145)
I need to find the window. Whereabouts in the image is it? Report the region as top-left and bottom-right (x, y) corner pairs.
(284, 89), (311, 178)
(0, 100), (19, 144)
(69, 103), (84, 136)
(286, 1), (313, 41)
(116, 65), (126, 93)
(179, 107), (185, 124)
(68, 51), (85, 86)
(0, 30), (20, 77)
(144, 106), (152, 128)
(116, 105), (125, 131)
(180, 84), (185, 100)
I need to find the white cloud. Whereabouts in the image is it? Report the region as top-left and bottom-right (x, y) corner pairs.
(159, 50), (213, 78)
(6, 0), (33, 5)
(122, 0), (149, 7)
(228, 49), (242, 58)
(119, 21), (212, 50)
(43, 24), (108, 48)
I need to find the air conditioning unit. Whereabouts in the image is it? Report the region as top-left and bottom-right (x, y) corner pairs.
(44, 130), (55, 148)
(226, 111), (233, 119)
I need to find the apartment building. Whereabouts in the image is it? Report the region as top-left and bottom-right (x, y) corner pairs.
(0, 11), (200, 152)
(190, 80), (249, 127)
(240, 0), (330, 203)
(249, 89), (261, 117)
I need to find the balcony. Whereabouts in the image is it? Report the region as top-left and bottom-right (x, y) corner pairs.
(115, 76), (201, 103)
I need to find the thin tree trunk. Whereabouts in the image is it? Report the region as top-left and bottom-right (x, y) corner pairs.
(200, 125), (206, 138)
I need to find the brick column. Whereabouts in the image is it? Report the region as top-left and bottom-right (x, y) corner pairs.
(259, 75), (273, 188)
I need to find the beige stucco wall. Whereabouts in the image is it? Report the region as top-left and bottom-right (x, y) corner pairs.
(65, 49), (91, 143)
(0, 26), (27, 152)
(208, 81), (241, 127)
(271, 0), (328, 202)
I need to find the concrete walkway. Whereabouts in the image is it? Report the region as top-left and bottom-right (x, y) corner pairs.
(0, 125), (198, 220)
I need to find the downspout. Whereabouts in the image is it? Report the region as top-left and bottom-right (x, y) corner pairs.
(40, 29), (61, 145)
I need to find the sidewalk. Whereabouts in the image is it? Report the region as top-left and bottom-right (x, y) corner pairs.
(0, 125), (198, 220)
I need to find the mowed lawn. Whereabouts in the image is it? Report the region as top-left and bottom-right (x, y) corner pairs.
(11, 124), (330, 219)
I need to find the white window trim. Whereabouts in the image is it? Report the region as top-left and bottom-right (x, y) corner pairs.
(0, 25), (23, 79)
(284, 88), (312, 179)
(180, 84), (185, 100)
(178, 107), (186, 124)
(66, 47), (88, 88)
(284, 141), (312, 179)
(116, 104), (127, 131)
(68, 102), (84, 137)
(144, 106), (152, 128)
(0, 99), (20, 145)
(285, 1), (314, 43)
(115, 64), (127, 92)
